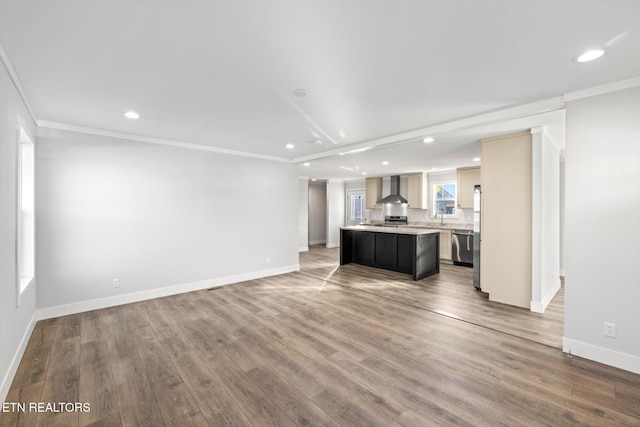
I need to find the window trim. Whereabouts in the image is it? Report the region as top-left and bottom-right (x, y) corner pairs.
(16, 125), (35, 306)
(432, 181), (458, 218)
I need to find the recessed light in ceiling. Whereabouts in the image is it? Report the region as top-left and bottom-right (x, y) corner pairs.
(361, 172), (367, 175)
(303, 162), (310, 166)
(423, 137), (435, 143)
(473, 157), (481, 162)
(382, 161), (389, 165)
(311, 178), (317, 181)
(431, 167), (438, 170)
(124, 111), (140, 119)
(294, 88), (308, 97)
(577, 49), (605, 63)
(313, 139), (323, 145)
(285, 143), (295, 149)
(339, 130), (346, 139)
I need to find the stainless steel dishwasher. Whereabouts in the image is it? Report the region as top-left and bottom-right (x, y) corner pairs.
(452, 230), (473, 266)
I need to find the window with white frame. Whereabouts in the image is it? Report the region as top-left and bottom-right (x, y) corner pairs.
(18, 126), (35, 301)
(433, 182), (456, 216)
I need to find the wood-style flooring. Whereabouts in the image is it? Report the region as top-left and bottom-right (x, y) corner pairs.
(303, 246), (564, 349)
(2, 246), (639, 426)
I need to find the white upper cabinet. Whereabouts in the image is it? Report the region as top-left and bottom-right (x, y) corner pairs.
(456, 167), (481, 209)
(365, 177), (382, 209)
(407, 172), (427, 209)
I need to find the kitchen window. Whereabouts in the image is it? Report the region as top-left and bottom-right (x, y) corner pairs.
(17, 126), (35, 304)
(433, 182), (456, 216)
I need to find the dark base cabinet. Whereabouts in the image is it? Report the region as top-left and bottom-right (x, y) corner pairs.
(340, 229), (439, 280)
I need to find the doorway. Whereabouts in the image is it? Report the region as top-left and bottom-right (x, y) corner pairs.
(345, 189), (365, 226)
(308, 181), (327, 246)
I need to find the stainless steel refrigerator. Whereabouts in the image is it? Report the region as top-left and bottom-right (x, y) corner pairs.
(473, 185), (481, 290)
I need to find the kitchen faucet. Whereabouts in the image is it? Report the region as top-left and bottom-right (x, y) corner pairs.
(437, 211), (444, 226)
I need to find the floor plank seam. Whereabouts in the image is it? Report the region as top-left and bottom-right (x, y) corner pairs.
(294, 269), (564, 352)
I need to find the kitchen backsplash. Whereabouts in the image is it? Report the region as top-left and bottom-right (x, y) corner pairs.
(366, 207), (473, 224)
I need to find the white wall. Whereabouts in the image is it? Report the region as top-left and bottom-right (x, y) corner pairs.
(35, 128), (300, 313)
(564, 86), (640, 374)
(530, 127), (561, 313)
(0, 58), (38, 401)
(325, 181), (344, 248)
(308, 182), (326, 245)
(298, 178), (309, 252)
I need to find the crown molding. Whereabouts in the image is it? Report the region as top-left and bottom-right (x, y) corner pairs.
(0, 42), (38, 125)
(563, 75), (640, 102)
(37, 120), (292, 163)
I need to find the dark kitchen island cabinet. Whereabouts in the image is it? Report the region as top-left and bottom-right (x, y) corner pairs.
(340, 226), (440, 280)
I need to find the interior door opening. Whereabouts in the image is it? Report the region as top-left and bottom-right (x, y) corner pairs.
(346, 189), (365, 227)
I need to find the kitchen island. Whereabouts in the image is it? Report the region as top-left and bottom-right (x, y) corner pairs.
(340, 225), (440, 280)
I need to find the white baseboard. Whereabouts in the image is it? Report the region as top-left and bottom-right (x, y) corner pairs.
(37, 264), (300, 321)
(2, 265), (300, 402)
(325, 243), (340, 249)
(298, 246), (309, 252)
(530, 278), (561, 313)
(1, 311), (37, 403)
(563, 337), (640, 374)
(309, 240), (326, 245)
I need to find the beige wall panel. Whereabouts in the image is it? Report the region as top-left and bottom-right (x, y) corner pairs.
(481, 132), (532, 308)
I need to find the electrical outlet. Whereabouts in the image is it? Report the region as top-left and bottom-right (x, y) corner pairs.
(265, 257), (271, 265)
(604, 322), (616, 338)
(113, 278), (120, 289)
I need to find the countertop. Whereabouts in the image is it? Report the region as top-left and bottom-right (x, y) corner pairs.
(340, 225), (441, 235)
(358, 222), (473, 231)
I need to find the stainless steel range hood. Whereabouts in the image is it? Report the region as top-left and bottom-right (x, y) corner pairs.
(377, 176), (407, 204)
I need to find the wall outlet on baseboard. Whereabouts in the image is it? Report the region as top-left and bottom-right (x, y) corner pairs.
(113, 278), (120, 288)
(604, 322), (616, 338)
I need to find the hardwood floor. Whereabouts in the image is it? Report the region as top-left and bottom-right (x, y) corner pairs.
(302, 246), (564, 349)
(2, 246), (639, 426)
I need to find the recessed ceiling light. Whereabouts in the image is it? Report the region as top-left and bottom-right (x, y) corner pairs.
(303, 162), (310, 166)
(577, 49), (605, 63)
(311, 178), (317, 181)
(423, 137), (435, 143)
(285, 143), (295, 149)
(294, 88), (308, 97)
(361, 172), (367, 175)
(124, 111), (140, 119)
(382, 161), (389, 165)
(473, 157), (481, 162)
(313, 139), (323, 145)
(431, 167), (438, 170)
(339, 130), (346, 139)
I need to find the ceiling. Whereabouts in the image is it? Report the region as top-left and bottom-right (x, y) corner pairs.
(1, 1), (639, 180)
